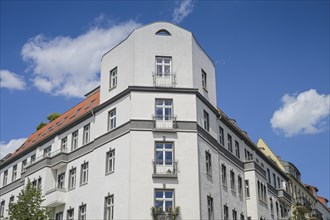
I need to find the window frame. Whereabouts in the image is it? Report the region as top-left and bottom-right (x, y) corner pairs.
(67, 208), (74, 220)
(155, 99), (173, 121)
(219, 126), (224, 145)
(12, 165), (17, 182)
(155, 56), (172, 76)
(80, 162), (89, 185)
(203, 110), (209, 131)
(205, 151), (212, 176)
(207, 195), (214, 220)
(221, 164), (227, 186)
(154, 189), (174, 212)
(68, 167), (76, 190)
(109, 67), (117, 89)
(61, 137), (68, 152)
(106, 149), (115, 175)
(234, 140), (240, 158)
(83, 124), (90, 145)
(79, 204), (87, 220)
(71, 130), (79, 151)
(227, 134), (232, 152)
(202, 69), (207, 90)
(104, 195), (114, 220)
(108, 109), (117, 131)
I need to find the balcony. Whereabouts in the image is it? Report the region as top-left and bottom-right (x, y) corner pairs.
(44, 187), (67, 207)
(295, 197), (312, 213)
(152, 72), (176, 87)
(243, 157), (266, 177)
(152, 160), (178, 178)
(278, 187), (292, 204)
(310, 209), (323, 220)
(153, 116), (177, 131)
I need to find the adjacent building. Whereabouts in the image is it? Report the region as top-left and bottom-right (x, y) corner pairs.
(0, 22), (329, 220)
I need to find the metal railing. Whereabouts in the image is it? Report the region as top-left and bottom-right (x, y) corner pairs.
(152, 72), (176, 87)
(153, 116), (177, 130)
(296, 197), (312, 210)
(153, 160), (178, 175)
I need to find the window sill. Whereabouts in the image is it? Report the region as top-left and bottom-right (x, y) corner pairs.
(105, 170), (115, 176)
(109, 86), (117, 92)
(152, 173), (177, 178)
(80, 182), (88, 187)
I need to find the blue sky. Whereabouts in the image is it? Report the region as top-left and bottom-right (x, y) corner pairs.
(1, 0), (329, 199)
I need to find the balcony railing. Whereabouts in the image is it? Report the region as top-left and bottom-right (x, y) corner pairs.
(296, 197), (312, 213)
(278, 187), (292, 203)
(153, 116), (177, 130)
(310, 209), (323, 220)
(153, 160), (178, 177)
(243, 157), (266, 177)
(152, 72), (176, 87)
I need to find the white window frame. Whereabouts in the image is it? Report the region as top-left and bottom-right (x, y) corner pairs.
(104, 195), (114, 220)
(219, 126), (224, 145)
(108, 109), (116, 131)
(106, 150), (115, 174)
(203, 110), (209, 131)
(202, 69), (207, 90)
(230, 170), (236, 192)
(238, 175), (243, 196)
(21, 159), (27, 173)
(67, 208), (74, 220)
(68, 168), (76, 190)
(155, 99), (173, 121)
(227, 134), (232, 152)
(222, 164), (227, 186)
(205, 151), (212, 175)
(0, 200), (5, 217)
(155, 189), (174, 212)
(12, 165), (17, 181)
(235, 140), (240, 158)
(71, 130), (78, 151)
(80, 162), (89, 185)
(3, 170), (8, 186)
(79, 204), (86, 220)
(155, 57), (172, 76)
(44, 146), (52, 157)
(207, 195), (214, 220)
(61, 137), (67, 152)
(224, 205), (229, 220)
(83, 124), (90, 145)
(57, 173), (65, 189)
(109, 67), (117, 89)
(31, 154), (36, 163)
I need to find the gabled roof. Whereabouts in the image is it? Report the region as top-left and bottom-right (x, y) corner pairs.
(2, 88), (100, 165)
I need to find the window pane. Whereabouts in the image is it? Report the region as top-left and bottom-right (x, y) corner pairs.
(165, 201), (173, 210)
(155, 201), (163, 209)
(165, 191), (173, 198)
(156, 143), (163, 149)
(164, 58), (171, 63)
(165, 143), (172, 149)
(165, 152), (172, 164)
(155, 191), (163, 198)
(156, 152), (163, 162)
(164, 100), (172, 106)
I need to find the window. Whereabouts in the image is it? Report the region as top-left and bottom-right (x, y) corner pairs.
(224, 205), (229, 220)
(106, 150), (115, 174)
(270, 198), (274, 215)
(155, 142), (174, 174)
(83, 124), (90, 145)
(104, 195), (114, 220)
(108, 109), (117, 130)
(156, 57), (171, 76)
(80, 162), (89, 185)
(221, 164), (227, 186)
(244, 149), (253, 161)
(276, 202), (279, 217)
(227, 134), (232, 152)
(37, 177), (42, 190)
(240, 214), (244, 220)
(202, 69), (207, 90)
(0, 200), (5, 217)
(205, 151), (212, 175)
(230, 170), (235, 191)
(72, 130), (79, 151)
(155, 99), (173, 121)
(32, 179), (37, 187)
(9, 196), (14, 204)
(277, 177), (281, 189)
(57, 173), (65, 189)
(61, 137), (67, 152)
(55, 212), (63, 220)
(232, 209), (237, 220)
(267, 168), (271, 183)
(235, 141), (240, 158)
(109, 67), (117, 89)
(67, 208), (74, 220)
(44, 146), (52, 157)
(273, 173), (276, 188)
(238, 175), (243, 196)
(21, 159), (27, 173)
(31, 154), (36, 163)
(79, 204), (86, 220)
(245, 180), (250, 197)
(155, 189), (174, 212)
(219, 126), (224, 145)
(68, 168), (76, 190)
(3, 170), (8, 186)
(207, 196), (214, 220)
(12, 165), (17, 181)
(155, 29), (171, 36)
(203, 110), (209, 131)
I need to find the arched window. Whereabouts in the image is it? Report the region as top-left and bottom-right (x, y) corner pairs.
(155, 29), (171, 36)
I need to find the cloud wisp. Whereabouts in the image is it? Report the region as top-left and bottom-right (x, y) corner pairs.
(271, 89), (330, 137)
(0, 138), (27, 159)
(0, 69), (26, 90)
(21, 20), (140, 98)
(172, 0), (195, 24)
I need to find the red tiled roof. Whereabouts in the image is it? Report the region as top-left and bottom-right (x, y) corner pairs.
(7, 89), (100, 161)
(317, 196), (329, 206)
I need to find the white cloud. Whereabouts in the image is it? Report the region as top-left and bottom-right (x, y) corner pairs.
(0, 69), (26, 90)
(21, 20), (140, 98)
(0, 138), (27, 159)
(271, 89), (330, 137)
(172, 0), (195, 24)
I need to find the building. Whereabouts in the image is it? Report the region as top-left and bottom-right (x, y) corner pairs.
(0, 21), (326, 220)
(257, 139), (330, 220)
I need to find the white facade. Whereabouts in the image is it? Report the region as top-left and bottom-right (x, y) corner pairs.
(0, 22), (328, 220)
